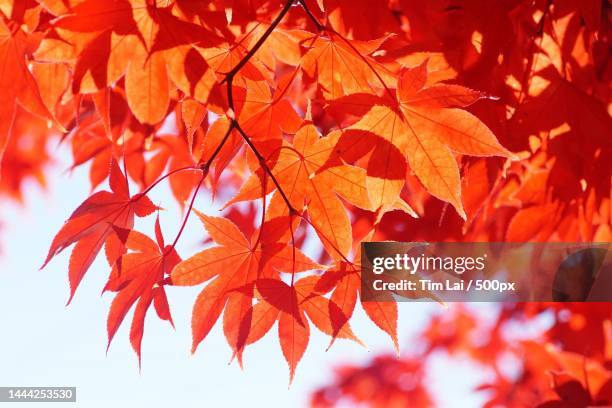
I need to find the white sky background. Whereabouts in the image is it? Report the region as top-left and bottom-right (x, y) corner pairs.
(0, 147), (490, 407)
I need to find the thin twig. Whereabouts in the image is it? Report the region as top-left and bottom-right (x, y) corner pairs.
(198, 121), (235, 171)
(166, 122), (236, 250)
(139, 165), (198, 197)
(221, 0), (296, 84)
(232, 122), (296, 212)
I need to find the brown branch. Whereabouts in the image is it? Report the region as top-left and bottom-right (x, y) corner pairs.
(221, 0), (296, 85)
(198, 122), (235, 171)
(232, 122), (296, 212)
(142, 2), (300, 254)
(143, 0), (373, 255)
(223, 0), (299, 215)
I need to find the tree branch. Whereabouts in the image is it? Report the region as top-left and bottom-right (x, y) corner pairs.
(233, 122), (296, 212)
(221, 0), (296, 84)
(140, 2), (301, 253)
(223, 0), (299, 215)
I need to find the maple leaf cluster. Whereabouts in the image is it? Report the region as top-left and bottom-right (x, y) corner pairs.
(310, 303), (612, 407)
(0, 0), (609, 386)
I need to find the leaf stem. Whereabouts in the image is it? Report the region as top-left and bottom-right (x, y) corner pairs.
(139, 165), (199, 197)
(138, 121), (234, 199)
(289, 213), (297, 287)
(166, 122), (236, 251)
(170, 173), (205, 250)
(299, 214), (354, 266)
(252, 172), (268, 251)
